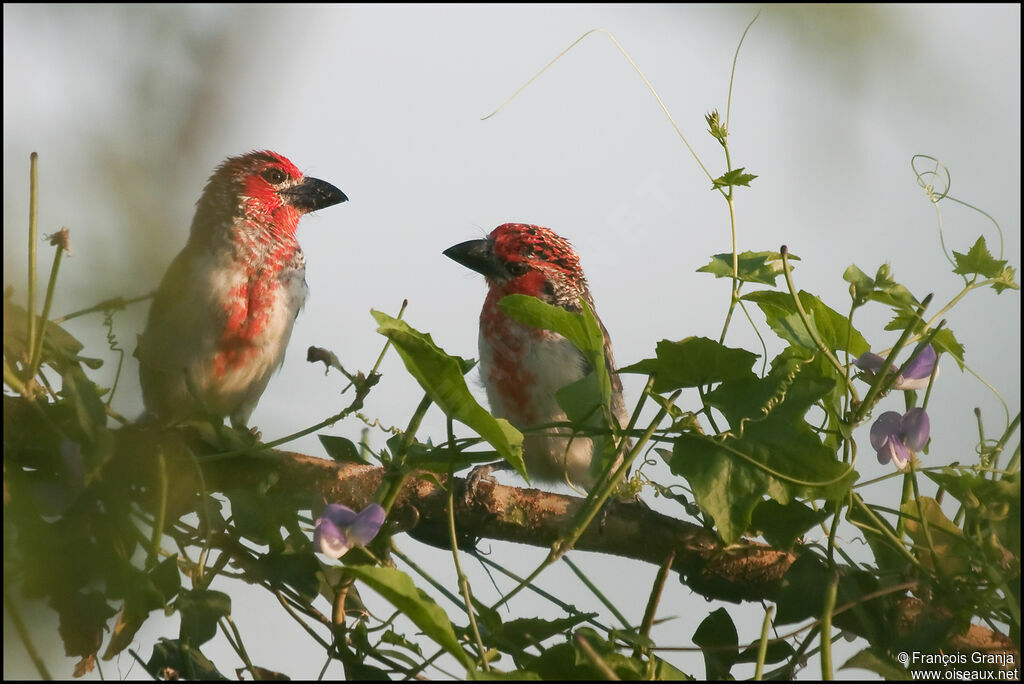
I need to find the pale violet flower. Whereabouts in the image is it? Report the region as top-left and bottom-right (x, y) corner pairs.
(854, 343), (938, 391)
(869, 408), (930, 470)
(313, 503), (386, 559)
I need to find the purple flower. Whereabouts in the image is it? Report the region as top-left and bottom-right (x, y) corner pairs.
(854, 343), (938, 391)
(313, 503), (386, 559)
(869, 408), (930, 470)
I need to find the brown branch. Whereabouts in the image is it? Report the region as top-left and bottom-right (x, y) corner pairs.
(192, 448), (1017, 661)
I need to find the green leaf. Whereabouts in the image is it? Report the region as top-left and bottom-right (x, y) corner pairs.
(554, 371), (602, 424)
(840, 647), (909, 680)
(693, 608), (738, 680)
(146, 638), (226, 680)
(319, 435), (369, 464)
(619, 337), (758, 392)
(51, 590), (116, 659)
(467, 670), (542, 680)
(498, 294), (611, 408)
(3, 296), (87, 364)
(743, 289), (870, 356)
(372, 310), (525, 480)
(902, 497), (973, 576)
(705, 109), (727, 143)
(711, 167), (757, 190)
(104, 556), (181, 659)
(672, 356), (856, 542)
(991, 265), (1019, 293)
(697, 250), (797, 286)
(526, 628), (647, 680)
(254, 552), (320, 601)
(175, 589), (231, 647)
(60, 365), (108, 444)
(843, 264), (920, 310)
(952, 236), (1006, 279)
(343, 565), (474, 670)
(750, 499), (830, 549)
(488, 614), (598, 652)
(931, 327), (966, 369)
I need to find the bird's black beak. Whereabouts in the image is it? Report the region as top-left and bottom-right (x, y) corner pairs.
(281, 177), (348, 214)
(443, 238), (503, 279)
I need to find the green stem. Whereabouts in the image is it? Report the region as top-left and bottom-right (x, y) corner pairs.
(990, 412), (1020, 475)
(780, 246), (860, 400)
(634, 551), (674, 660)
(575, 632), (620, 680)
(472, 553), (613, 633)
(853, 293), (934, 424)
(492, 389), (679, 612)
(820, 573), (838, 680)
(28, 234), (67, 378)
(52, 292), (153, 324)
(753, 605), (774, 681)
(445, 417), (489, 671)
(4, 584), (52, 679)
(147, 449), (168, 571)
(562, 556), (630, 629)
(908, 461), (945, 582)
(849, 494), (924, 570)
(26, 152), (39, 367)
(377, 393), (432, 513)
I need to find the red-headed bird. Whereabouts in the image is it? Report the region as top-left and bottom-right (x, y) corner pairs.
(137, 151), (347, 428)
(444, 223), (628, 489)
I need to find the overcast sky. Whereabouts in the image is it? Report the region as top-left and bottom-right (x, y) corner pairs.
(4, 4), (1020, 679)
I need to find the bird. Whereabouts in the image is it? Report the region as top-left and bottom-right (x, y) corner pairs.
(136, 150), (347, 429)
(443, 222), (629, 490)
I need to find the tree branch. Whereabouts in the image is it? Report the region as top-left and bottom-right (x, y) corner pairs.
(193, 447), (1015, 660)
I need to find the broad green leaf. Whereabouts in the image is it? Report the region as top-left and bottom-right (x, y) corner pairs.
(319, 434), (369, 464)
(146, 638), (226, 680)
(254, 552), (320, 601)
(487, 613), (598, 652)
(372, 310), (525, 480)
(498, 294), (611, 407)
(750, 499), (830, 549)
(840, 647), (910, 680)
(843, 264), (875, 304)
(698, 250), (797, 286)
(991, 265), (1019, 293)
(923, 471), (1019, 556)
(344, 565), (474, 669)
(104, 556), (181, 659)
(51, 590), (117, 660)
(555, 371), (602, 424)
(60, 365), (108, 444)
(711, 167), (757, 189)
(175, 589), (231, 647)
(902, 497), (972, 576)
(526, 628), (646, 680)
(952, 235), (1006, 279)
(619, 337), (758, 392)
(930, 328), (966, 370)
(843, 264), (920, 310)
(672, 356), (856, 542)
(3, 296), (93, 365)
(693, 608), (738, 680)
(467, 670), (542, 680)
(743, 290), (870, 356)
(881, 314), (966, 371)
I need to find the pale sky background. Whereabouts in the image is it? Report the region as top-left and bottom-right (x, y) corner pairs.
(4, 4), (1020, 680)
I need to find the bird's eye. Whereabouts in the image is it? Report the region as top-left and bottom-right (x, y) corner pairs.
(506, 261), (529, 277)
(261, 168), (287, 185)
